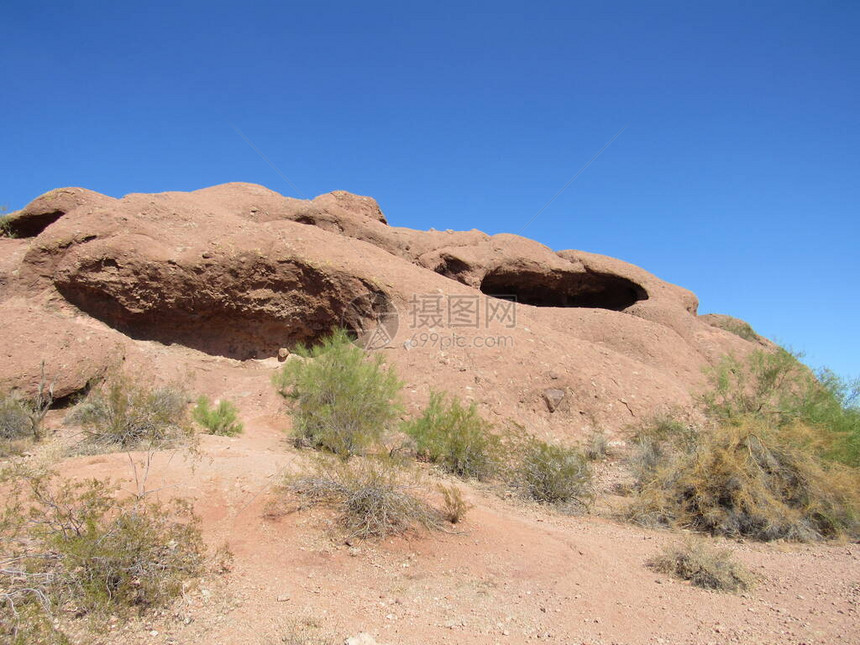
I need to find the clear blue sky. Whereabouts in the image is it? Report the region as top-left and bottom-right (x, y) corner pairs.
(2, 1), (857, 379)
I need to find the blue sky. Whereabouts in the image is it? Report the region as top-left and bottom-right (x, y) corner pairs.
(2, 1), (858, 379)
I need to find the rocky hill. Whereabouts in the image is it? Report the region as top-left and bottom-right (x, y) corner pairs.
(6, 185), (852, 645)
(1, 183), (764, 438)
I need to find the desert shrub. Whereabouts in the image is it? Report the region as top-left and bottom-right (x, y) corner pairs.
(0, 365), (54, 443)
(702, 348), (810, 425)
(0, 470), (204, 634)
(584, 431), (609, 461)
(627, 413), (699, 486)
(273, 329), (402, 458)
(714, 319), (758, 342)
(796, 368), (860, 466)
(287, 457), (442, 538)
(192, 396), (243, 436)
(703, 349), (860, 466)
(0, 604), (71, 645)
(648, 539), (752, 592)
(403, 391), (500, 480)
(627, 417), (860, 541)
(517, 439), (592, 509)
(66, 375), (191, 450)
(0, 208), (13, 238)
(437, 483), (471, 524)
(0, 393), (32, 441)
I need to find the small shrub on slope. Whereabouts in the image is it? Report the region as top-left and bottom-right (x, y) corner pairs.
(517, 439), (592, 510)
(192, 396), (243, 436)
(648, 539), (752, 593)
(437, 483), (472, 524)
(66, 375), (191, 451)
(0, 393), (33, 441)
(287, 456), (442, 538)
(584, 430), (609, 461)
(403, 391), (501, 480)
(0, 364), (53, 444)
(0, 208), (13, 238)
(273, 329), (402, 458)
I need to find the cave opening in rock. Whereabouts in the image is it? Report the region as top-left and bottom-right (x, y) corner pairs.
(433, 255), (472, 283)
(6, 210), (65, 237)
(479, 267), (647, 311)
(55, 258), (396, 360)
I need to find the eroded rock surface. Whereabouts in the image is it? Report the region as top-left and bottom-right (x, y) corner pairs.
(1, 182), (761, 432)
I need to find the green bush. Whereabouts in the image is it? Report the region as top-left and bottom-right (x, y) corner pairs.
(0, 470), (204, 632)
(702, 348), (808, 425)
(517, 439), (592, 509)
(797, 367), (860, 466)
(403, 391), (500, 480)
(648, 539), (753, 592)
(286, 456), (442, 538)
(192, 396), (243, 436)
(273, 329), (402, 458)
(67, 375), (190, 450)
(703, 349), (860, 466)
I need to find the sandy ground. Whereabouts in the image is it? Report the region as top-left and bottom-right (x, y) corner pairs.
(28, 410), (856, 645)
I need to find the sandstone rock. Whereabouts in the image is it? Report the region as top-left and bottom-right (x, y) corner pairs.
(0, 300), (123, 400)
(0, 182), (765, 433)
(542, 388), (566, 413)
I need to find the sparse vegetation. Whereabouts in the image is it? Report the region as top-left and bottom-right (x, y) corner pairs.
(0, 363), (54, 445)
(273, 329), (402, 458)
(403, 391), (501, 480)
(648, 539), (753, 592)
(437, 483), (471, 524)
(192, 395), (243, 436)
(286, 456), (442, 538)
(584, 430), (609, 461)
(0, 469), (204, 639)
(710, 318), (759, 342)
(279, 616), (339, 645)
(66, 375), (191, 451)
(517, 439), (592, 509)
(0, 393), (32, 441)
(702, 348), (860, 466)
(627, 417), (859, 541)
(0, 205), (12, 238)
(625, 348), (860, 541)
